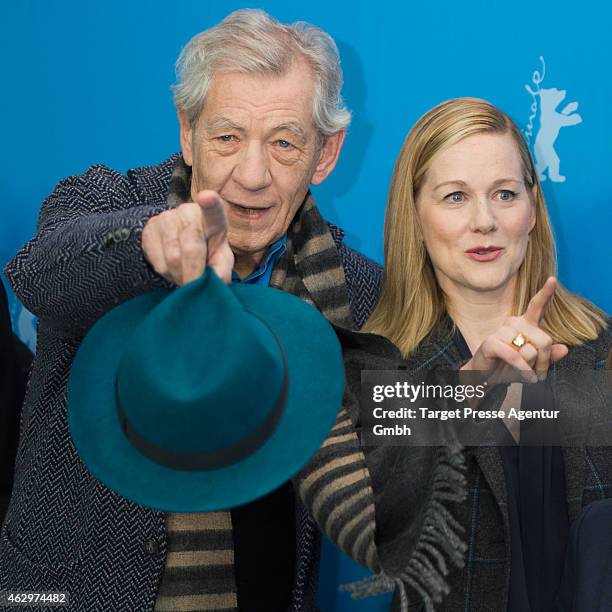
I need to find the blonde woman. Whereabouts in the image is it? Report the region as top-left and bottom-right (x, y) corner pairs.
(298, 98), (611, 611)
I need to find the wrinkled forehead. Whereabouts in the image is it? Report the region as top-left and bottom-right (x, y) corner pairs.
(199, 61), (317, 132)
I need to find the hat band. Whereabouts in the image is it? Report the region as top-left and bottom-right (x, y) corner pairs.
(116, 324), (288, 472)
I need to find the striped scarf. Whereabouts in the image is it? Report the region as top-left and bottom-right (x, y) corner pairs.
(154, 157), (353, 612)
(298, 324), (468, 612)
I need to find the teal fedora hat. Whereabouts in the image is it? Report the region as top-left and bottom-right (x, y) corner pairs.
(67, 268), (344, 512)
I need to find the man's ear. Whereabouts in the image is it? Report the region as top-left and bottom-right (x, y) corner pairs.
(178, 110), (193, 166)
(311, 130), (346, 186)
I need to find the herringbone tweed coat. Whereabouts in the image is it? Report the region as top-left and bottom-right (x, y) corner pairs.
(0, 155), (382, 612)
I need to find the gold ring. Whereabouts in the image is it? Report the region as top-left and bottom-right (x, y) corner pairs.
(511, 333), (527, 349)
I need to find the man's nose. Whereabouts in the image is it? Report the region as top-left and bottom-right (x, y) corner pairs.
(232, 142), (272, 191)
(470, 198), (498, 234)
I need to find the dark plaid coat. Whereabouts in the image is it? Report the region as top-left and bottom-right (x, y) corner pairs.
(368, 322), (612, 611)
(299, 320), (611, 612)
(0, 155), (382, 612)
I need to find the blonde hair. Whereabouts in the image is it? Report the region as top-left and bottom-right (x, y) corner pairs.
(365, 98), (607, 356)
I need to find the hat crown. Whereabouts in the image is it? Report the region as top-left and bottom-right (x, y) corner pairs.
(116, 271), (285, 457)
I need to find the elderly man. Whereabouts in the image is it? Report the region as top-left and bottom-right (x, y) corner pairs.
(1, 9), (381, 612)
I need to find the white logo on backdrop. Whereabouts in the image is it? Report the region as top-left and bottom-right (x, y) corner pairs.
(524, 56), (582, 183)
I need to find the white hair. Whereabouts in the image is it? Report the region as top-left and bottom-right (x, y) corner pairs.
(172, 9), (351, 136)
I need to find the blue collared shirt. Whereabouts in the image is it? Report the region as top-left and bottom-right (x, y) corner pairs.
(231, 235), (287, 287)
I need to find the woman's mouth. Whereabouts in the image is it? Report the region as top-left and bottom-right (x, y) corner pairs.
(465, 246), (504, 262)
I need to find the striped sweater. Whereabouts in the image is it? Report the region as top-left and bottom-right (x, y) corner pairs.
(154, 513), (237, 611)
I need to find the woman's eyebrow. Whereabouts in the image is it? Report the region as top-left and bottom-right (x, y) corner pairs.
(433, 180), (467, 191)
(490, 178), (523, 187)
(433, 178), (522, 191)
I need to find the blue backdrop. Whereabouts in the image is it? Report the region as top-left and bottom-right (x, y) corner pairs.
(2, 1), (610, 610)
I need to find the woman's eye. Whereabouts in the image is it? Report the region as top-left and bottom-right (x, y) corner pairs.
(497, 190), (517, 201)
(446, 192), (465, 204)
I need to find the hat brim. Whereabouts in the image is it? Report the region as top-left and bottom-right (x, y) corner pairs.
(67, 279), (344, 512)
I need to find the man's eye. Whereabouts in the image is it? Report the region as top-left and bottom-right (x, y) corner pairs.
(446, 192), (465, 204)
(218, 135), (236, 143)
(497, 190), (517, 201)
(275, 139), (293, 149)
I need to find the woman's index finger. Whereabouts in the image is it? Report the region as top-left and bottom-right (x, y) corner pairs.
(524, 277), (557, 325)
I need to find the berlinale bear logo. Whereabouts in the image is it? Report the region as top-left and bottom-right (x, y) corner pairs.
(524, 57), (582, 183)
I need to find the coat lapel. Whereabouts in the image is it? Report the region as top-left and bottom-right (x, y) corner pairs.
(562, 447), (586, 521)
(432, 331), (511, 524)
(475, 446), (509, 524)
(410, 332), (510, 520)
(552, 353), (592, 522)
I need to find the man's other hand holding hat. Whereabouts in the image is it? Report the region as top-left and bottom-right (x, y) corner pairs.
(142, 190), (234, 285)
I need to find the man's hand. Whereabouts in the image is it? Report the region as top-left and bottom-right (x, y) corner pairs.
(142, 190), (234, 285)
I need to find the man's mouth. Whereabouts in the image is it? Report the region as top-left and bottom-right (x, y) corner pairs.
(227, 201), (273, 217)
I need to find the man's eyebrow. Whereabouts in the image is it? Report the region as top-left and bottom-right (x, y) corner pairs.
(271, 122), (308, 143)
(202, 118), (309, 143)
(204, 117), (244, 132)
